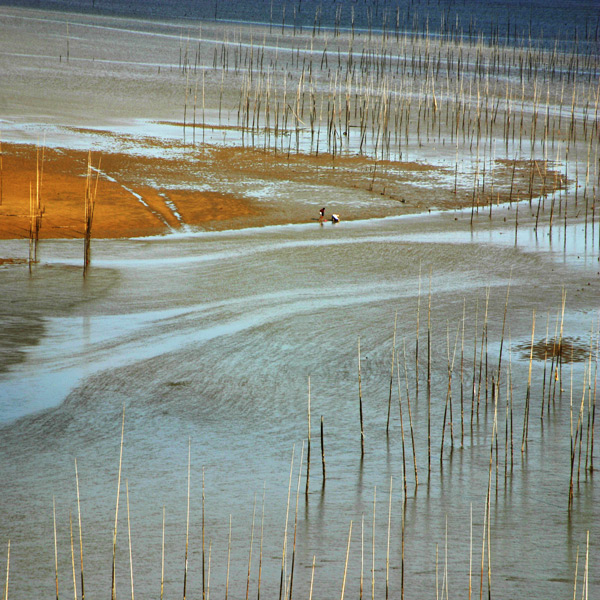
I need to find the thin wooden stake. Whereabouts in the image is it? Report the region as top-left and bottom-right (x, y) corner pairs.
(69, 512), (76, 600)
(387, 312), (398, 434)
(202, 468), (205, 600)
(521, 311), (536, 452)
(3, 540), (9, 600)
(427, 268), (433, 474)
(340, 521), (353, 600)
(371, 487), (376, 600)
(160, 507), (165, 600)
(183, 438), (191, 600)
(225, 516), (232, 600)
(306, 377), (311, 495)
(111, 407), (126, 600)
(385, 478), (392, 600)
(74, 459), (85, 600)
(54, 497), (59, 600)
(126, 481), (134, 600)
(258, 484), (265, 600)
(320, 416), (326, 481)
(288, 443), (304, 600)
(358, 337), (365, 456)
(279, 447), (295, 600)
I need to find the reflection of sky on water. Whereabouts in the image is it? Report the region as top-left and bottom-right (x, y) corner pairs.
(1, 206), (596, 425)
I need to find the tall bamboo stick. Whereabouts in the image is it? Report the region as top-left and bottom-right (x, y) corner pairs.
(387, 312), (398, 434)
(358, 336), (365, 456)
(225, 516), (232, 600)
(126, 481), (134, 600)
(385, 478), (392, 600)
(53, 497), (59, 600)
(69, 512), (76, 600)
(3, 540), (9, 600)
(160, 508), (165, 600)
(371, 487), (376, 600)
(183, 439), (191, 600)
(279, 447), (295, 600)
(340, 521), (353, 600)
(306, 377), (311, 495)
(74, 459), (85, 600)
(111, 407), (126, 600)
(521, 311), (536, 452)
(288, 443), (304, 600)
(320, 416), (326, 481)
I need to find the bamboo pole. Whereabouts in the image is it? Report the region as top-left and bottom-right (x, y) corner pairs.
(387, 311), (398, 434)
(427, 268), (432, 475)
(225, 516), (232, 600)
(521, 311), (536, 452)
(340, 521), (353, 600)
(358, 336), (365, 456)
(306, 377), (311, 495)
(278, 447), (295, 600)
(111, 407), (126, 600)
(206, 541), (212, 600)
(385, 478), (392, 600)
(288, 443), (304, 600)
(258, 484), (265, 600)
(402, 340), (419, 487)
(360, 515), (364, 600)
(53, 497), (59, 600)
(69, 512), (76, 600)
(371, 487), (376, 600)
(320, 416), (326, 481)
(396, 355), (408, 498)
(202, 468), (205, 600)
(3, 540), (9, 600)
(74, 459), (85, 600)
(160, 508), (165, 600)
(183, 438), (191, 600)
(469, 504), (472, 600)
(126, 481), (134, 600)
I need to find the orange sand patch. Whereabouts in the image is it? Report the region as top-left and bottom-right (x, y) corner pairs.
(0, 143), (260, 239)
(167, 189), (258, 224)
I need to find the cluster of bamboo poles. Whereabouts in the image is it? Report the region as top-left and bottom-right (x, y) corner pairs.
(252, 0), (600, 58)
(4, 392), (593, 600)
(176, 16), (598, 237)
(28, 143), (45, 272)
(185, 29), (600, 161)
(19, 146), (100, 275)
(4, 283), (596, 600)
(360, 282), (598, 511)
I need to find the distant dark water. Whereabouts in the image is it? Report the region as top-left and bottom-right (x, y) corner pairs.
(5, 0), (599, 49)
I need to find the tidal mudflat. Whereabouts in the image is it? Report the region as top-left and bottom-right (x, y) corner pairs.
(0, 3), (598, 599)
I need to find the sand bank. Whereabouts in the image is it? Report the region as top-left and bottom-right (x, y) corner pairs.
(0, 136), (561, 240)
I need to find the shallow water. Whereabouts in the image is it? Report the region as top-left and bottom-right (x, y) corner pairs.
(1, 2), (599, 597)
(0, 207), (598, 599)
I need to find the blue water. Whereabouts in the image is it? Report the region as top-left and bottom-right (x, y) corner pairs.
(6, 0), (600, 49)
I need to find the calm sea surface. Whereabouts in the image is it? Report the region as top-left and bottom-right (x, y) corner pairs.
(5, 0), (600, 48)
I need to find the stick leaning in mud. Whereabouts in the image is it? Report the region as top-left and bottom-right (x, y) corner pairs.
(84, 152), (101, 277)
